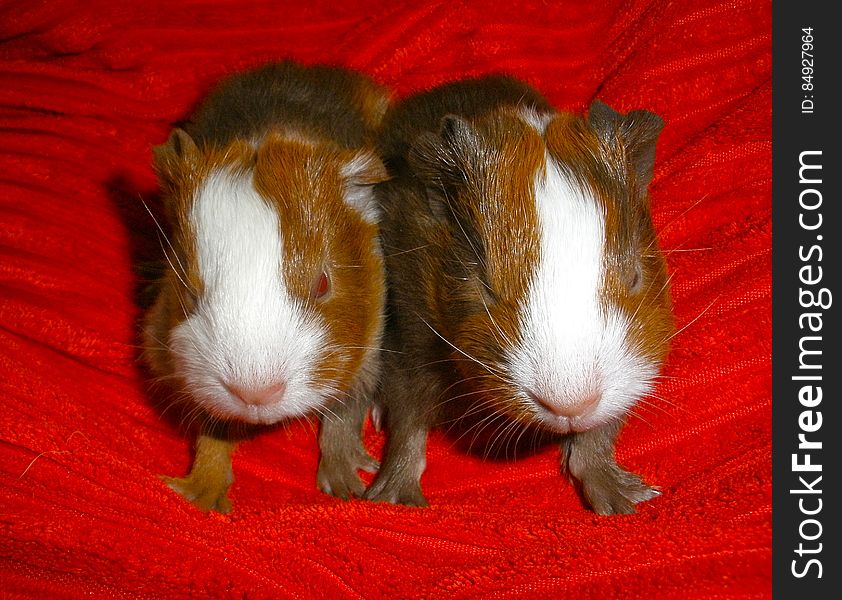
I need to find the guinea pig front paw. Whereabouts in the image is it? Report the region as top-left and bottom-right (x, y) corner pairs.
(364, 470), (428, 507)
(577, 464), (659, 516)
(317, 446), (379, 500)
(160, 473), (233, 514)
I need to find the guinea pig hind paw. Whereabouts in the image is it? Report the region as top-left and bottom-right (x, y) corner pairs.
(317, 465), (365, 500)
(160, 474), (233, 514)
(364, 474), (428, 507)
(317, 449), (380, 500)
(579, 467), (659, 516)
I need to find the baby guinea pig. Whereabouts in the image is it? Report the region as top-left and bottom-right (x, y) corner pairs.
(144, 60), (389, 512)
(366, 75), (673, 515)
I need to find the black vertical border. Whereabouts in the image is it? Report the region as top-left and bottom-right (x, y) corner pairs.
(772, 1), (840, 597)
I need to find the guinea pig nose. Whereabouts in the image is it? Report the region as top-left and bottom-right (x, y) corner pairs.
(528, 389), (600, 418)
(225, 381), (287, 407)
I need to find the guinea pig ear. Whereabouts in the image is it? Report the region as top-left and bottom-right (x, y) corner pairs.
(620, 109), (664, 189)
(340, 149), (389, 223)
(409, 115), (481, 221)
(439, 114), (481, 150)
(588, 101), (664, 189)
(409, 115), (481, 185)
(152, 128), (201, 186)
(588, 100), (624, 140)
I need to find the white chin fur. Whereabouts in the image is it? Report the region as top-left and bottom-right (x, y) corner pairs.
(506, 156), (658, 429)
(171, 168), (331, 424)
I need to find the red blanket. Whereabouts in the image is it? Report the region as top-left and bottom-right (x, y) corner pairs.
(0, 0), (771, 597)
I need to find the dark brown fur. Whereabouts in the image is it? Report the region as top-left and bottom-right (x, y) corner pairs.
(185, 61), (389, 150)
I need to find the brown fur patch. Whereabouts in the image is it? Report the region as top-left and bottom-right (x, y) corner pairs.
(456, 110), (545, 309)
(251, 133), (385, 394)
(352, 80), (391, 144)
(415, 109), (548, 422)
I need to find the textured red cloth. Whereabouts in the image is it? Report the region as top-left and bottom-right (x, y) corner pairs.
(0, 0), (771, 597)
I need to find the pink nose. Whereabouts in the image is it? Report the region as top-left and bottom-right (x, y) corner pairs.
(224, 381), (287, 407)
(528, 390), (600, 418)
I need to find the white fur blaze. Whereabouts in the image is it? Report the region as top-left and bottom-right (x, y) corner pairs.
(507, 157), (657, 432)
(170, 169), (329, 424)
(519, 108), (553, 134)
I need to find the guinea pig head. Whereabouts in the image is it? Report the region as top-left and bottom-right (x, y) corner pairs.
(149, 129), (386, 425)
(408, 103), (673, 434)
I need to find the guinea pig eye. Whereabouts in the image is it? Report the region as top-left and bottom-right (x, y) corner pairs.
(312, 270), (331, 300)
(474, 277), (496, 305)
(628, 263), (644, 295)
